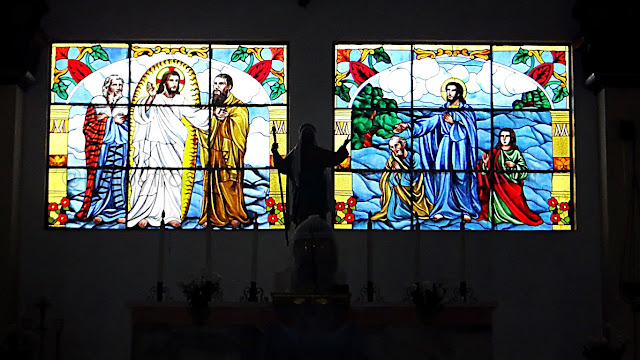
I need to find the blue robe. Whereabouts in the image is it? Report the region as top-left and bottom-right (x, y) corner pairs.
(411, 102), (481, 219)
(86, 113), (128, 222)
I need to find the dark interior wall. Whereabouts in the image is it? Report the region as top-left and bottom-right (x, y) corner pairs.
(17, 0), (602, 359)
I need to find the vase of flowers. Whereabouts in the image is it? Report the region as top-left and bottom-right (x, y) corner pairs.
(178, 271), (221, 326)
(408, 281), (446, 324)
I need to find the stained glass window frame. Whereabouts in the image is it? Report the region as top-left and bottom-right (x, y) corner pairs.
(332, 41), (574, 231)
(46, 41), (289, 230)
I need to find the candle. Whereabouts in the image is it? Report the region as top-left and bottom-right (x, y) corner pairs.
(157, 211), (165, 282)
(460, 215), (467, 281)
(367, 212), (373, 282)
(414, 221), (421, 282)
(205, 221), (212, 274)
(251, 214), (258, 282)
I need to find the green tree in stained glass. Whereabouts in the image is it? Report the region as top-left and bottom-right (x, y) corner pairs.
(351, 84), (401, 150)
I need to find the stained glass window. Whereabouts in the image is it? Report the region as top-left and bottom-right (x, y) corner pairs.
(47, 43), (288, 229)
(334, 44), (572, 231)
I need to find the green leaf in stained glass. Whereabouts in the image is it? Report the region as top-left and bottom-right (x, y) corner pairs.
(552, 86), (569, 103)
(52, 82), (68, 100)
(512, 48), (530, 65)
(335, 84), (351, 102)
(372, 47), (391, 64)
(270, 82), (286, 100)
(48, 217), (56, 224)
(231, 46), (249, 62)
(90, 45), (109, 61)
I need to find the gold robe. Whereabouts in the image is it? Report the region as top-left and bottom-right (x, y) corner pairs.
(371, 152), (432, 221)
(198, 93), (250, 226)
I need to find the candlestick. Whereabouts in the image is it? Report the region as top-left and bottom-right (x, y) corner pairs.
(205, 220), (212, 275)
(367, 212), (373, 283)
(157, 211), (165, 302)
(414, 220), (421, 282)
(460, 214), (467, 282)
(251, 213), (258, 282)
(158, 211), (165, 283)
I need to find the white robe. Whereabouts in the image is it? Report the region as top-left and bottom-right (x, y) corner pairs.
(128, 93), (209, 227)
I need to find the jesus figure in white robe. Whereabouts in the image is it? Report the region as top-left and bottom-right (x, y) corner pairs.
(128, 70), (209, 228)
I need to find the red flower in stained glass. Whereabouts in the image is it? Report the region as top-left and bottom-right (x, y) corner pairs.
(347, 196), (357, 207)
(277, 203), (286, 212)
(553, 157), (570, 170)
(48, 202), (58, 211)
(270, 47), (285, 61)
(268, 213), (278, 224)
(57, 214), (68, 225)
(55, 47), (69, 61)
(548, 197), (558, 207)
(550, 213), (561, 223)
(266, 197), (276, 208)
(60, 197), (70, 207)
(336, 49), (351, 63)
(345, 213), (355, 224)
(559, 202), (570, 211)
(552, 51), (566, 65)
(335, 202), (346, 211)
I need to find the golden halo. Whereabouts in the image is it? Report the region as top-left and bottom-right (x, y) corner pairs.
(132, 59), (200, 105)
(155, 66), (186, 93)
(440, 78), (467, 101)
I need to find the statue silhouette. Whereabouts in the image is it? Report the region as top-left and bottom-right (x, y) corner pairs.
(272, 123), (349, 227)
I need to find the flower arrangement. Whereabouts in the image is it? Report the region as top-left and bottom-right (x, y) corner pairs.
(178, 271), (221, 308)
(548, 197), (571, 225)
(408, 281), (446, 323)
(47, 197), (71, 225)
(334, 196), (357, 224)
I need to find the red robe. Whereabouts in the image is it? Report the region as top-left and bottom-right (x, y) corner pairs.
(75, 105), (108, 220)
(477, 148), (543, 225)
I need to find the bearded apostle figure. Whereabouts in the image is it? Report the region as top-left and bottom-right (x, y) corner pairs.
(128, 67), (210, 228)
(371, 136), (432, 222)
(198, 74), (250, 229)
(75, 74), (129, 225)
(477, 128), (543, 225)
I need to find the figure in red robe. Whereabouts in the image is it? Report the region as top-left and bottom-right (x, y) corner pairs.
(477, 128), (543, 226)
(75, 75), (128, 225)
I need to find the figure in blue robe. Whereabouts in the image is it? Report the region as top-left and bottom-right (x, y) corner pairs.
(394, 81), (481, 222)
(75, 75), (129, 225)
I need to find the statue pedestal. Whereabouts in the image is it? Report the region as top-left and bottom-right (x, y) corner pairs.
(289, 215), (339, 293)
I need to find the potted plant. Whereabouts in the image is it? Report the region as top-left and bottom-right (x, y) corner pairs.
(178, 271), (221, 325)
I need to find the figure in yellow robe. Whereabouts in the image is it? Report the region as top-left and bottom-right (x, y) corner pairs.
(372, 136), (432, 223)
(199, 74), (250, 228)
